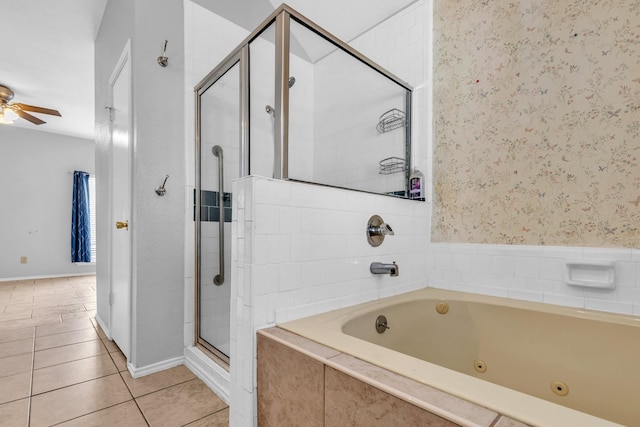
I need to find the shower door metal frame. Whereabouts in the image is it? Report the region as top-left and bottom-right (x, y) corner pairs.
(194, 4), (414, 367)
(194, 49), (248, 368)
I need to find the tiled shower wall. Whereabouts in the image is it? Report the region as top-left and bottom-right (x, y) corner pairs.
(229, 176), (429, 426)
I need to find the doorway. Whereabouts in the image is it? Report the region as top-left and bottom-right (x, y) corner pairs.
(108, 40), (132, 360)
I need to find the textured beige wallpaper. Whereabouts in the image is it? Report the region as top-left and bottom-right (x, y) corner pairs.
(432, 0), (640, 247)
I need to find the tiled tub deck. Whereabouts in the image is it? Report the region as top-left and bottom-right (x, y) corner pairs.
(257, 327), (528, 427)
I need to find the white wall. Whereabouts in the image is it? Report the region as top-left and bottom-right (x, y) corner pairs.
(0, 125), (95, 279)
(94, 0), (134, 359)
(313, 48), (407, 194)
(95, 0), (185, 371)
(230, 176), (429, 426)
(350, 0), (430, 192)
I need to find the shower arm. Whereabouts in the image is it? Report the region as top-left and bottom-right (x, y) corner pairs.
(212, 145), (225, 286)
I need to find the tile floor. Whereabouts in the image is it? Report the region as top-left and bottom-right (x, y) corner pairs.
(0, 275), (229, 426)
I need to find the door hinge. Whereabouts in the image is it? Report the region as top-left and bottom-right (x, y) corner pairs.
(109, 292), (114, 305)
(105, 106), (114, 122)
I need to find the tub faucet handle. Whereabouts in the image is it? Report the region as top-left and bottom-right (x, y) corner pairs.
(367, 215), (395, 247)
(372, 222), (394, 236)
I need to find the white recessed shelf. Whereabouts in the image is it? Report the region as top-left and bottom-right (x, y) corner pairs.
(566, 261), (615, 289)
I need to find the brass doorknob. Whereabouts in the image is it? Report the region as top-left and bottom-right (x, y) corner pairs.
(116, 221), (128, 230)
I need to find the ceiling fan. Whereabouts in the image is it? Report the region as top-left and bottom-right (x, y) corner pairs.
(0, 84), (61, 125)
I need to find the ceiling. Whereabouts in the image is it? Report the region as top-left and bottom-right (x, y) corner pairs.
(0, 0), (107, 140)
(0, 0), (415, 141)
(194, 0), (418, 43)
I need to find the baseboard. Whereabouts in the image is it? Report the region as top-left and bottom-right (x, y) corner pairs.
(184, 346), (231, 404)
(0, 272), (96, 282)
(127, 356), (185, 378)
(94, 313), (111, 340)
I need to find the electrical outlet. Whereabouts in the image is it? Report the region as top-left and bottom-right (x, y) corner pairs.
(20, 256), (27, 264)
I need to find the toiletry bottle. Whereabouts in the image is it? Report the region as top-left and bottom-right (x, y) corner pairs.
(409, 169), (425, 201)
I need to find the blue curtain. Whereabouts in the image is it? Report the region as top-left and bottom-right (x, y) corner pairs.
(71, 171), (91, 263)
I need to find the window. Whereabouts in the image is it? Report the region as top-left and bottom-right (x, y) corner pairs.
(88, 175), (97, 263)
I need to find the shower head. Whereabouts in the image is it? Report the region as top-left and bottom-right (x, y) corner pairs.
(265, 78), (294, 115)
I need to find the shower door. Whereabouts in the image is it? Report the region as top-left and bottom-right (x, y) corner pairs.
(195, 56), (241, 365)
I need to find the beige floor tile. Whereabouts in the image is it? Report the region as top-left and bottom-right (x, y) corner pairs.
(56, 400), (148, 427)
(30, 298), (62, 308)
(76, 290), (96, 298)
(0, 326), (34, 344)
(185, 408), (230, 426)
(62, 310), (97, 321)
(101, 338), (121, 353)
(0, 398), (29, 427)
(0, 314), (62, 331)
(32, 304), (86, 318)
(122, 365), (197, 398)
(137, 379), (227, 427)
(110, 350), (128, 372)
(33, 294), (61, 302)
(34, 339), (107, 369)
(4, 297), (34, 305)
(0, 353), (33, 378)
(3, 303), (36, 313)
(35, 327), (99, 351)
(0, 310), (33, 322)
(31, 288), (57, 296)
(50, 291), (79, 299)
(30, 374), (133, 427)
(92, 320), (107, 339)
(0, 337), (33, 359)
(0, 372), (31, 405)
(57, 297), (95, 306)
(35, 317), (93, 337)
(32, 353), (118, 394)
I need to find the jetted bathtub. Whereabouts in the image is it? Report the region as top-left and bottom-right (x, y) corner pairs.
(279, 288), (639, 426)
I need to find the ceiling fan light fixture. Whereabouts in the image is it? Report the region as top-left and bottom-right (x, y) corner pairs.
(0, 108), (18, 124)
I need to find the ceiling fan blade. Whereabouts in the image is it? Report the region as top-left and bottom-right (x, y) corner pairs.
(14, 103), (61, 117)
(15, 109), (46, 125)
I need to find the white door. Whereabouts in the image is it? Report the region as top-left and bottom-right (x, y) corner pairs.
(109, 41), (132, 359)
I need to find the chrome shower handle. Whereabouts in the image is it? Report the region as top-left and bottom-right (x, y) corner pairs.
(368, 223), (394, 236)
(212, 145), (224, 286)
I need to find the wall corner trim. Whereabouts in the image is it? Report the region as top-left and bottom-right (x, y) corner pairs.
(127, 356), (184, 379)
(94, 313), (111, 340)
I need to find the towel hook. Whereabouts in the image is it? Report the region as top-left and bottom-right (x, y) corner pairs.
(155, 175), (169, 196)
(157, 40), (168, 67)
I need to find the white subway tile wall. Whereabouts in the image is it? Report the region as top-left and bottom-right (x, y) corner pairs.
(230, 176), (430, 425)
(426, 243), (640, 316)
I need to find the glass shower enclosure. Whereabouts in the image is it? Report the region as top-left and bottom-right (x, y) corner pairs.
(194, 5), (413, 366)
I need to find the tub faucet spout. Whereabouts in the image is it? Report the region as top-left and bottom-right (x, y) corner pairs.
(370, 262), (399, 277)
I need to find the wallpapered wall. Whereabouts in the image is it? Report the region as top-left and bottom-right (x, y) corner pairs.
(432, 0), (640, 247)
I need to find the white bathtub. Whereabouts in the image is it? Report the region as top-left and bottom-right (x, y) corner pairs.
(280, 288), (638, 426)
